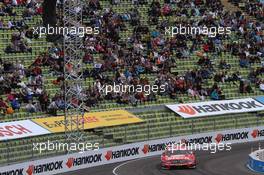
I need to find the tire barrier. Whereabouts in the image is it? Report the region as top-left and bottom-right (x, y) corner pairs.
(248, 149), (264, 173)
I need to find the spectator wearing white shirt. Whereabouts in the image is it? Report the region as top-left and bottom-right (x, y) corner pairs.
(260, 81), (264, 91)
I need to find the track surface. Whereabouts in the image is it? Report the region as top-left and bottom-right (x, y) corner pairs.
(62, 141), (263, 175)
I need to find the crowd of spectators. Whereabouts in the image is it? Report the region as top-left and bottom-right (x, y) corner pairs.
(245, 1), (264, 21)
(229, 0), (264, 21)
(1, 0), (42, 53)
(0, 0), (263, 115)
(80, 0), (263, 107)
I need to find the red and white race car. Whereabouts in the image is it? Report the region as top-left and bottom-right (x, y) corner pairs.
(161, 145), (197, 169)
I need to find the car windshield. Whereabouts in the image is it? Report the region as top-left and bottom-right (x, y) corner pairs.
(165, 149), (190, 156)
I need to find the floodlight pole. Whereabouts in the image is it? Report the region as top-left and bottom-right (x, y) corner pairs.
(63, 0), (85, 153)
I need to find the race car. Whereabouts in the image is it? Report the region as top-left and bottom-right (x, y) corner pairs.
(161, 145), (197, 169)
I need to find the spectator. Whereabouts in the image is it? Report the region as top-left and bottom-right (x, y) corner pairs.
(11, 98), (20, 110)
(25, 102), (36, 113)
(219, 59), (231, 69)
(259, 80), (264, 91)
(48, 101), (58, 115)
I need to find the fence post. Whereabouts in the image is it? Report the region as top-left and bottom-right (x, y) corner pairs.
(7, 142), (10, 163)
(191, 119), (194, 134)
(31, 139), (34, 159)
(102, 130), (105, 147)
(170, 119), (172, 137)
(125, 125), (127, 143)
(147, 121), (150, 140)
(56, 140), (58, 155)
(214, 118), (216, 131)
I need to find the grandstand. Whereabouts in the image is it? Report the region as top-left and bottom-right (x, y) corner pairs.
(0, 0), (263, 167)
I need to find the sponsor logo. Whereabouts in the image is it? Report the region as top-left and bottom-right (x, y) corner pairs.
(178, 100), (263, 115)
(105, 147), (139, 160)
(142, 144), (165, 154)
(26, 165), (34, 175)
(251, 129), (264, 138)
(66, 158), (74, 168)
(41, 116), (99, 129)
(66, 154), (102, 168)
(0, 169), (23, 175)
(178, 105), (196, 115)
(142, 142), (176, 154)
(185, 136), (213, 144)
(0, 124), (32, 137)
(215, 134), (223, 143)
(215, 132), (249, 143)
(142, 145), (149, 154)
(26, 161), (63, 175)
(105, 151), (112, 161)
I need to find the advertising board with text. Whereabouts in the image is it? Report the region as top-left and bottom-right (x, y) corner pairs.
(166, 98), (264, 118)
(32, 110), (143, 133)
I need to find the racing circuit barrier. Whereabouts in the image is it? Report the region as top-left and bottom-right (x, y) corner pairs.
(248, 149), (264, 173)
(1, 126), (264, 175)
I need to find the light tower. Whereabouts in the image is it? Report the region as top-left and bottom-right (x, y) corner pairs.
(63, 0), (85, 153)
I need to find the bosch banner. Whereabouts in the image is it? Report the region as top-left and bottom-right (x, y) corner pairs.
(0, 120), (51, 141)
(166, 98), (264, 118)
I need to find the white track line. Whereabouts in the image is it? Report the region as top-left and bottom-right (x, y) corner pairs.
(112, 157), (151, 175)
(112, 154), (203, 175)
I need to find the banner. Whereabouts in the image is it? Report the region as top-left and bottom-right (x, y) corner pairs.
(1, 126), (264, 175)
(166, 98), (264, 118)
(0, 120), (51, 141)
(255, 96), (264, 105)
(32, 110), (143, 133)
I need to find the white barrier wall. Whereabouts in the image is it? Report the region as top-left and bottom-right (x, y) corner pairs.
(1, 126), (264, 175)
